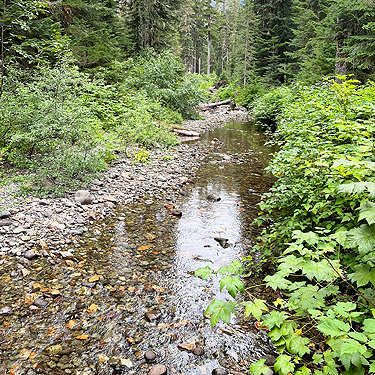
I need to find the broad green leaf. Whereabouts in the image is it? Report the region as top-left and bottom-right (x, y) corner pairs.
(347, 224), (375, 255)
(295, 366), (311, 375)
(243, 299), (268, 321)
(274, 355), (295, 375)
(287, 334), (310, 357)
(359, 201), (375, 225)
(216, 260), (243, 275)
(341, 339), (368, 355)
(219, 276), (244, 298)
(269, 321), (295, 341)
(348, 332), (367, 343)
(367, 340), (375, 349)
(370, 360), (375, 374)
(204, 299), (236, 327)
(264, 273), (292, 290)
(249, 359), (271, 375)
(363, 319), (375, 334)
(262, 311), (288, 329)
(349, 264), (375, 287)
(317, 317), (350, 337)
(194, 266), (214, 280)
(302, 259), (338, 282)
(334, 302), (357, 317)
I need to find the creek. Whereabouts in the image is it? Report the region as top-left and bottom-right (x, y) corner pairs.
(0, 120), (276, 375)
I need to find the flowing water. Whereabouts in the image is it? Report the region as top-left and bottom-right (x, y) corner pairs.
(0, 121), (276, 375)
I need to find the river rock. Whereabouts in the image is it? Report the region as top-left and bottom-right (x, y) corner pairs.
(148, 364), (167, 375)
(145, 310), (160, 322)
(214, 237), (229, 248)
(24, 250), (39, 260)
(263, 354), (277, 366)
(0, 306), (13, 316)
(0, 220), (12, 227)
(192, 347), (205, 356)
(207, 194), (221, 202)
(75, 190), (93, 205)
(0, 210), (10, 219)
(144, 350), (157, 362)
(33, 297), (49, 308)
(171, 210), (182, 218)
(212, 369), (227, 375)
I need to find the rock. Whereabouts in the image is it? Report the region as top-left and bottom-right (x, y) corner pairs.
(0, 306), (13, 316)
(92, 179), (103, 186)
(0, 210), (11, 219)
(192, 347), (205, 356)
(148, 364), (167, 375)
(214, 237), (230, 248)
(39, 199), (49, 205)
(212, 369), (227, 375)
(60, 251), (74, 259)
(33, 297), (49, 309)
(13, 227), (26, 234)
(207, 194), (221, 202)
(144, 350), (157, 363)
(171, 210), (182, 218)
(145, 310), (160, 322)
(50, 221), (66, 231)
(24, 250), (39, 260)
(0, 220), (12, 227)
(75, 190), (93, 205)
(263, 354), (277, 367)
(45, 344), (63, 356)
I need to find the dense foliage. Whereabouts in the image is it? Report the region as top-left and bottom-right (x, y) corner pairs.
(197, 78), (375, 374)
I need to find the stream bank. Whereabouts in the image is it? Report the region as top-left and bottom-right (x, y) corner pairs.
(0, 107), (277, 375)
(0, 107), (249, 259)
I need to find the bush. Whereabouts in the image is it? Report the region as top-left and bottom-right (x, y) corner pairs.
(235, 81), (266, 108)
(251, 86), (295, 130)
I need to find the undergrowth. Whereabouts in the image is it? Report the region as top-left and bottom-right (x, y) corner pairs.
(197, 77), (375, 375)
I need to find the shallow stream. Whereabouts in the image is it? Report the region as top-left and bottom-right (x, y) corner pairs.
(0, 121), (276, 375)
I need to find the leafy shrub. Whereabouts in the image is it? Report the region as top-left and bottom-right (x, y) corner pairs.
(123, 49), (206, 118)
(235, 81), (266, 109)
(215, 84), (236, 101)
(251, 86), (295, 130)
(199, 78), (375, 375)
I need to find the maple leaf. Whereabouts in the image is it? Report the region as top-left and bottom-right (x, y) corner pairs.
(204, 299), (236, 327)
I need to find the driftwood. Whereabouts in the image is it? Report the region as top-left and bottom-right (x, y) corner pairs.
(200, 99), (231, 111)
(172, 128), (200, 137)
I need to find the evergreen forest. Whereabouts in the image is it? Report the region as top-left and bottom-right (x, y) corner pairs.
(2, 1), (375, 375)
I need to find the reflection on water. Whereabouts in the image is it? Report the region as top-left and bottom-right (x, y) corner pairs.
(0, 121), (276, 375)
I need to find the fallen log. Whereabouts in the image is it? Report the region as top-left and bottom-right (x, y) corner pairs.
(172, 128), (200, 137)
(200, 99), (231, 111)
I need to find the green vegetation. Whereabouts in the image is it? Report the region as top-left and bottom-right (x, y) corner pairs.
(197, 77), (375, 374)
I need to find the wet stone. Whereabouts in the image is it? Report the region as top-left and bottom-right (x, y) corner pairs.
(0, 210), (11, 219)
(33, 297), (49, 308)
(214, 237), (230, 248)
(263, 354), (277, 366)
(144, 350), (157, 363)
(171, 210), (182, 218)
(212, 369), (227, 375)
(24, 250), (39, 260)
(206, 194), (221, 202)
(148, 364), (167, 375)
(192, 347), (205, 356)
(145, 310), (160, 322)
(0, 306), (13, 316)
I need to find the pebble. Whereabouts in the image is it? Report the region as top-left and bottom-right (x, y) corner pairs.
(33, 297), (49, 308)
(144, 350), (157, 362)
(24, 250), (39, 260)
(212, 369), (227, 375)
(145, 310), (160, 322)
(264, 354), (277, 366)
(148, 364), (167, 375)
(0, 210), (11, 219)
(75, 190), (93, 205)
(192, 347), (205, 356)
(0, 306), (13, 316)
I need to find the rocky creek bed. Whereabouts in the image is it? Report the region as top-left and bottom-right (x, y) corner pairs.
(0, 106), (277, 375)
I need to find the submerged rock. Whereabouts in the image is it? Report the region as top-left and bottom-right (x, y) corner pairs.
(192, 347), (205, 356)
(212, 369), (227, 375)
(144, 350), (157, 363)
(214, 237), (230, 248)
(0, 306), (13, 316)
(206, 194), (221, 202)
(149, 364), (167, 375)
(145, 310), (160, 322)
